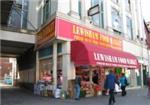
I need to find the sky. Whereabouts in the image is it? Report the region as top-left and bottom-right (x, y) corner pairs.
(141, 0), (150, 22)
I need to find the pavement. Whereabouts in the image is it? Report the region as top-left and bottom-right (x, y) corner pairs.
(1, 86), (150, 105)
(0, 83), (12, 87)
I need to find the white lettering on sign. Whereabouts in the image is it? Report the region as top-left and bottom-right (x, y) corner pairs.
(93, 52), (137, 65)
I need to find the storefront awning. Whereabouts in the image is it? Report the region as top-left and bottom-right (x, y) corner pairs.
(71, 41), (139, 69)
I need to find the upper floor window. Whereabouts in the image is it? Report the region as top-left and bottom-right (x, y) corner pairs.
(8, 0), (28, 29)
(111, 7), (122, 33)
(91, 0), (104, 28)
(126, 16), (133, 39)
(43, 0), (50, 23)
(37, 1), (43, 27)
(91, 0), (99, 5)
(37, 0), (57, 26)
(125, 0), (131, 11)
(112, 0), (119, 4)
(78, 0), (82, 18)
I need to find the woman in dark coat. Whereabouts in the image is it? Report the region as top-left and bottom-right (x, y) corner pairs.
(105, 70), (118, 105)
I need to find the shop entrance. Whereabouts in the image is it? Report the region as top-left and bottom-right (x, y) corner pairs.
(75, 66), (103, 97)
(74, 66), (124, 97)
(0, 57), (17, 87)
(143, 65), (148, 85)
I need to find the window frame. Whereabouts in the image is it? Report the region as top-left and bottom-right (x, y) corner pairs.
(111, 7), (122, 32)
(125, 0), (131, 12)
(43, 0), (51, 24)
(91, 0), (104, 28)
(111, 0), (119, 4)
(126, 16), (133, 39)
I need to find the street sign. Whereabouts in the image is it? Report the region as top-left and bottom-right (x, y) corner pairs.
(88, 4), (100, 16)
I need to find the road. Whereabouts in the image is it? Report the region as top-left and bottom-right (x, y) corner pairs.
(1, 86), (150, 105)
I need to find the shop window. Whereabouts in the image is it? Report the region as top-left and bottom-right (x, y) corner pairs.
(39, 58), (53, 80)
(92, 70), (99, 84)
(39, 46), (53, 58)
(57, 56), (62, 70)
(57, 43), (62, 53)
(82, 71), (90, 81)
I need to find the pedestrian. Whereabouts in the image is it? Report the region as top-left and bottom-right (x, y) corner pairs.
(74, 73), (81, 100)
(147, 77), (150, 98)
(119, 73), (128, 96)
(105, 70), (118, 105)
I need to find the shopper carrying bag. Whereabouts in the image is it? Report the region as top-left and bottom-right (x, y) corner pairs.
(119, 73), (128, 96)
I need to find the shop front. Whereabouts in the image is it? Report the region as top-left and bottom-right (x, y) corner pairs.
(35, 16), (139, 98)
(70, 41), (139, 97)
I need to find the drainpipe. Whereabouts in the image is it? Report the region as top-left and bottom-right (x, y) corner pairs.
(147, 47), (150, 77)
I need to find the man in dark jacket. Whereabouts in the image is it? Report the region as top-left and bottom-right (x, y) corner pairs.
(74, 74), (81, 100)
(105, 70), (118, 105)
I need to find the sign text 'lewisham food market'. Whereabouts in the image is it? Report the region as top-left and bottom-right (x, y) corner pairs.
(56, 18), (122, 51)
(93, 52), (137, 68)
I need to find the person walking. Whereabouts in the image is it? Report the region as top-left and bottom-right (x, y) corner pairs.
(119, 73), (128, 96)
(105, 70), (118, 105)
(74, 74), (81, 100)
(147, 77), (150, 98)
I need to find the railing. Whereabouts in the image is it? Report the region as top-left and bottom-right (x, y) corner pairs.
(0, 25), (36, 35)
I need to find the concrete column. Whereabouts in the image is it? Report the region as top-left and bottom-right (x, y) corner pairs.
(52, 41), (57, 91)
(140, 64), (144, 87)
(36, 51), (39, 82)
(62, 41), (71, 92)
